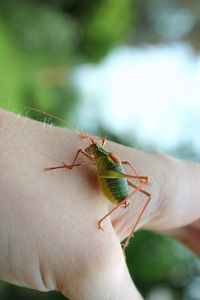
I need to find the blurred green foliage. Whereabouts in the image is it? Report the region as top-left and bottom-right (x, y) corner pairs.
(83, 0), (133, 60)
(0, 0), (199, 300)
(0, 282), (65, 300)
(0, 0), (79, 116)
(0, 0), (134, 119)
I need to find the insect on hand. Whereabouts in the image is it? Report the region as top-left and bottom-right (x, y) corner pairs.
(45, 130), (151, 253)
(25, 105), (151, 253)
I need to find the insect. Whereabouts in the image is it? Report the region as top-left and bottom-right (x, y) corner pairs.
(43, 126), (151, 253)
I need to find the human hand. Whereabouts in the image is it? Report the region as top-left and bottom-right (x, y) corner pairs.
(0, 109), (199, 300)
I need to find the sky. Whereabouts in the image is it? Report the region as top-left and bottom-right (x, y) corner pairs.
(72, 42), (200, 153)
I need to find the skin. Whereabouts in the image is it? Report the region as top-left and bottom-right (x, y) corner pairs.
(0, 109), (199, 300)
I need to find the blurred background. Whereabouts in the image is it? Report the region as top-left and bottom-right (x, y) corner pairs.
(0, 0), (200, 299)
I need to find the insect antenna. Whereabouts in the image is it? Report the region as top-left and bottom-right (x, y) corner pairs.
(21, 106), (92, 142)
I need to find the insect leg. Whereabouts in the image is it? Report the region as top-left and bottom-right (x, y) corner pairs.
(70, 149), (92, 167)
(121, 181), (151, 252)
(121, 160), (148, 184)
(122, 201), (129, 209)
(97, 182), (146, 230)
(80, 132), (106, 147)
(45, 149), (93, 171)
(121, 160), (143, 179)
(45, 162), (92, 171)
(94, 137), (106, 147)
(99, 170), (150, 184)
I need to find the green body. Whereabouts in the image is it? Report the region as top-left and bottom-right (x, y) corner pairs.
(92, 144), (129, 205)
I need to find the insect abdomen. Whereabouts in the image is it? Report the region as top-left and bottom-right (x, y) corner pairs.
(98, 164), (129, 205)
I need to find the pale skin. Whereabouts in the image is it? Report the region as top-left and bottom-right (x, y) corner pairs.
(0, 109), (199, 300)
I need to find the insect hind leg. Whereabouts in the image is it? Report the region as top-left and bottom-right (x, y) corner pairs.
(121, 160), (149, 184)
(97, 182), (146, 230)
(121, 181), (151, 252)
